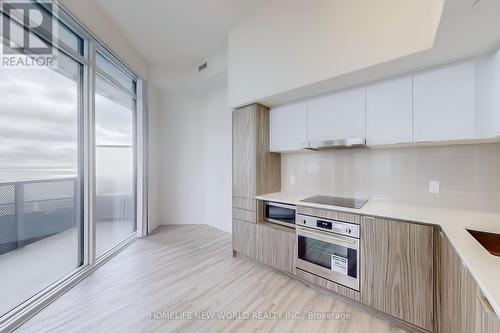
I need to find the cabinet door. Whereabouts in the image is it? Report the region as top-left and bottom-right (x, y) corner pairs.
(361, 217), (434, 331)
(413, 62), (476, 142)
(232, 107), (256, 199)
(436, 231), (498, 333)
(256, 224), (295, 274)
(476, 49), (500, 139)
(307, 88), (365, 142)
(270, 102), (308, 152)
(233, 219), (257, 259)
(366, 77), (413, 145)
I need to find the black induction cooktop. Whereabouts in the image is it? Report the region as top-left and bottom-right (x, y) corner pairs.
(300, 195), (368, 209)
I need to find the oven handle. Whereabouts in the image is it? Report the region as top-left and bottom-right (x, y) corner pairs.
(296, 226), (358, 247)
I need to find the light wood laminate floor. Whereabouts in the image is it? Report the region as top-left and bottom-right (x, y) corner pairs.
(17, 225), (408, 333)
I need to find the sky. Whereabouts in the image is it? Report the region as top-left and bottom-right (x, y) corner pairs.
(0, 58), (134, 181)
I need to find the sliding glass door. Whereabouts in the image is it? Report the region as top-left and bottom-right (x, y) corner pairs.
(95, 52), (137, 255)
(0, 49), (83, 316)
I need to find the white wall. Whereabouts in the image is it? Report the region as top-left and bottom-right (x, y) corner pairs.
(156, 83), (232, 233)
(202, 87), (232, 233)
(147, 86), (162, 232)
(228, 0), (443, 107)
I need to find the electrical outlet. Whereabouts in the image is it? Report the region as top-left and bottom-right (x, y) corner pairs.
(429, 180), (440, 194)
(290, 175), (296, 185)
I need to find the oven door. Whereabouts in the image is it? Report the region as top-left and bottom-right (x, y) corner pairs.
(264, 202), (296, 228)
(296, 226), (359, 291)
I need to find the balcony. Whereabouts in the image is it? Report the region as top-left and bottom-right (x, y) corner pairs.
(0, 176), (135, 316)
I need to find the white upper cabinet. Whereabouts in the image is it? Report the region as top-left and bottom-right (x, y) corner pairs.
(268, 51), (500, 151)
(307, 88), (365, 142)
(366, 77), (413, 145)
(413, 62), (476, 142)
(476, 50), (500, 139)
(270, 101), (308, 152)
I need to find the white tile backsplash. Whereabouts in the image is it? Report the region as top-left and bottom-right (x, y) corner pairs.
(281, 143), (500, 212)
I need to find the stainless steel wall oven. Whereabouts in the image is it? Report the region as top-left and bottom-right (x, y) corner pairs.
(296, 213), (360, 291)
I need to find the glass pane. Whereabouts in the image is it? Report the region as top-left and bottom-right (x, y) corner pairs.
(95, 75), (136, 255)
(298, 236), (344, 269)
(298, 236), (357, 277)
(0, 49), (82, 316)
(57, 23), (83, 55)
(96, 52), (135, 94)
(266, 205), (295, 224)
(0, 15), (51, 53)
(1, 7), (83, 57)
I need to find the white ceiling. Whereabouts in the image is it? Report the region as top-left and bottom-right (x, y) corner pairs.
(90, 0), (500, 95)
(92, 0), (266, 67)
(255, 0), (500, 106)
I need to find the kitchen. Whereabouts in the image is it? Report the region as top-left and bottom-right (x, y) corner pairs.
(232, 51), (500, 332)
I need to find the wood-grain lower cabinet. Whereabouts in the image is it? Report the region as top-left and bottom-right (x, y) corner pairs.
(435, 229), (465, 333)
(233, 220), (257, 259)
(296, 269), (361, 302)
(436, 230), (479, 333)
(360, 216), (434, 331)
(437, 231), (500, 333)
(233, 220), (295, 275)
(256, 223), (295, 274)
(476, 298), (500, 333)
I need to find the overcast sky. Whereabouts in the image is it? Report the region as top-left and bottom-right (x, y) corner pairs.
(0, 62), (134, 181)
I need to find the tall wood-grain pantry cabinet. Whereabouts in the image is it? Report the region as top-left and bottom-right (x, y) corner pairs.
(232, 104), (281, 255)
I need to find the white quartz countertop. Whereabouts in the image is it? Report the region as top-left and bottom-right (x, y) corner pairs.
(256, 192), (500, 318)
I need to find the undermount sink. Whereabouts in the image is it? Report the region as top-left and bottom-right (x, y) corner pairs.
(467, 229), (500, 257)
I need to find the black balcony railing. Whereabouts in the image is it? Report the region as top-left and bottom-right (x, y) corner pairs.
(0, 177), (79, 255)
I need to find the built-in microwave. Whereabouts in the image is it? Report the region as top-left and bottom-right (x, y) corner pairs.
(264, 201), (296, 228)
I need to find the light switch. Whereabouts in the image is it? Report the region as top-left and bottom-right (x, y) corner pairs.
(290, 175), (296, 185)
(429, 180), (440, 194)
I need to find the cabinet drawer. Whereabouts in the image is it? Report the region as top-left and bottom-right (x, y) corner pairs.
(233, 208), (256, 223)
(296, 206), (360, 224)
(296, 269), (360, 302)
(232, 197), (256, 211)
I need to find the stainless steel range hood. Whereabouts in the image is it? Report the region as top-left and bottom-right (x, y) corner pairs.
(302, 138), (366, 151)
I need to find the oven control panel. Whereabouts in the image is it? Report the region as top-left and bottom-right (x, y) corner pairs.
(297, 214), (360, 238)
(316, 220), (332, 230)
